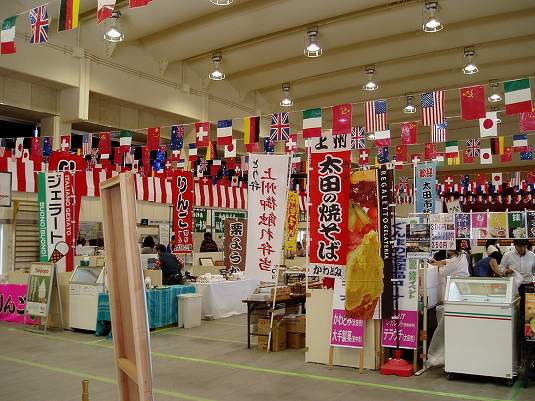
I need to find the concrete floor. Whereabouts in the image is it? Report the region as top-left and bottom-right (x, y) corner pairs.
(0, 315), (533, 401)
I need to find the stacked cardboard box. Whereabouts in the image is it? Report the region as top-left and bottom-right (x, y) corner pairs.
(284, 315), (306, 349)
(257, 316), (287, 352)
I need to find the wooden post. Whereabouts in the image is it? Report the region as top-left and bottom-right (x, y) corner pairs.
(358, 321), (366, 374)
(327, 346), (334, 369)
(81, 380), (89, 401)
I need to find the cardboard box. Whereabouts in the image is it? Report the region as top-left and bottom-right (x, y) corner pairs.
(257, 317), (286, 352)
(284, 315), (306, 334)
(287, 332), (305, 349)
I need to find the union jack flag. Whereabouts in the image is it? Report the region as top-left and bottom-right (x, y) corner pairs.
(466, 138), (481, 157)
(29, 5), (49, 44)
(351, 126), (366, 150)
(399, 177), (409, 193)
(199, 158), (208, 172)
(431, 120), (448, 143)
(270, 112), (290, 141)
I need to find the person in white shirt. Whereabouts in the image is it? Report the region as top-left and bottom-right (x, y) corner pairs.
(75, 237), (94, 256)
(431, 249), (470, 281)
(500, 239), (535, 284)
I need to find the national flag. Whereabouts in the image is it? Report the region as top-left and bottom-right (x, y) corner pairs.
(491, 136), (504, 155)
(528, 171), (535, 184)
(444, 175), (455, 190)
(377, 147), (389, 164)
(492, 173), (502, 187)
(97, 1), (116, 23)
(521, 145), (533, 161)
(1, 16), (17, 54)
(217, 119), (233, 146)
(501, 146), (512, 163)
(466, 139), (480, 157)
(243, 116), (260, 144)
(400, 121), (417, 144)
(431, 120), (447, 142)
(291, 156), (301, 173)
(130, 0), (152, 8)
(195, 122), (210, 147)
(411, 153), (422, 165)
(480, 148), (493, 164)
(29, 6), (49, 44)
(170, 125), (184, 151)
(147, 127), (160, 151)
(60, 135), (71, 152)
(211, 160), (222, 177)
(285, 134), (298, 153)
(206, 140), (217, 161)
(421, 90), (444, 126)
(264, 137), (275, 153)
(447, 153), (460, 166)
(31, 137), (40, 156)
(513, 134), (528, 150)
(351, 126), (365, 150)
(425, 143), (437, 160)
(445, 140), (459, 157)
(479, 112), (498, 137)
(119, 130), (132, 152)
(463, 150), (475, 164)
(188, 144), (197, 163)
(43, 137), (53, 157)
(520, 111), (535, 132)
(396, 145), (408, 162)
(99, 132), (111, 155)
(302, 108), (322, 138)
(270, 112), (290, 141)
(14, 138), (24, 158)
(246, 142), (260, 153)
(82, 133), (92, 156)
(59, 0), (80, 31)
(374, 129), (391, 144)
(476, 173), (488, 186)
(460, 85), (486, 120)
(224, 140), (237, 158)
(504, 78), (532, 114)
(510, 172), (521, 187)
(332, 104), (352, 135)
(359, 149), (370, 165)
(399, 177), (409, 193)
(364, 100), (387, 132)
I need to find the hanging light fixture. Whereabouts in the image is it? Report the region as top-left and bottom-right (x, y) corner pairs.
(462, 47), (479, 75)
(209, 53), (225, 81)
(363, 65), (378, 91)
(304, 27), (322, 57)
(104, 11), (124, 42)
(423, 1), (443, 33)
(280, 83), (293, 107)
(210, 0), (233, 5)
(488, 81), (502, 103)
(403, 95), (417, 114)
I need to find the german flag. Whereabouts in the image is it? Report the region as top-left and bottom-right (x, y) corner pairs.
(491, 136), (505, 155)
(59, 0), (80, 31)
(243, 116), (260, 145)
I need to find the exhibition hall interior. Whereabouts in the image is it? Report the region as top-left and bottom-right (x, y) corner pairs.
(1, 1), (535, 400)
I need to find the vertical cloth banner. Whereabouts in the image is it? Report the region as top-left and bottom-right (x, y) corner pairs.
(330, 278), (365, 348)
(382, 221), (419, 349)
(309, 134), (351, 278)
(345, 170), (383, 320)
(38, 172), (74, 272)
(172, 170), (194, 253)
(224, 219), (247, 273)
(285, 191), (300, 252)
(245, 154), (290, 282)
(415, 162), (437, 214)
(377, 166), (394, 319)
(0, 284), (36, 324)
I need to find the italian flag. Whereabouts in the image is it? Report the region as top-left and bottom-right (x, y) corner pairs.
(504, 78), (532, 115)
(119, 130), (132, 151)
(302, 108), (322, 138)
(1, 16), (17, 55)
(445, 140), (459, 156)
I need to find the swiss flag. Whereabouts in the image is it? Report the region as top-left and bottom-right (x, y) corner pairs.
(285, 134), (298, 153)
(359, 149), (369, 165)
(444, 175), (455, 190)
(411, 153), (422, 165)
(60, 135), (71, 152)
(195, 122), (210, 148)
(147, 127), (160, 151)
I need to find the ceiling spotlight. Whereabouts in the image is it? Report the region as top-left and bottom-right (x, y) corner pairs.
(104, 11), (124, 42)
(423, 1), (443, 33)
(304, 27), (322, 57)
(280, 83), (293, 107)
(488, 81), (502, 103)
(462, 48), (478, 75)
(363, 65), (378, 91)
(209, 53), (225, 81)
(403, 95), (417, 114)
(210, 0), (233, 5)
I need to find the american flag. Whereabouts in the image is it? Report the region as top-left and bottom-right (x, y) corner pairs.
(365, 100), (387, 133)
(29, 5), (49, 44)
(270, 112), (290, 141)
(421, 91), (444, 126)
(510, 172), (521, 187)
(431, 120), (448, 143)
(351, 126), (366, 150)
(466, 138), (481, 157)
(82, 133), (92, 156)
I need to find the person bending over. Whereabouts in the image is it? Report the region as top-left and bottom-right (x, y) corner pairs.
(155, 244), (183, 285)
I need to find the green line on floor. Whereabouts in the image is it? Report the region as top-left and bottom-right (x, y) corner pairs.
(510, 380), (523, 401)
(163, 331), (248, 344)
(0, 354), (216, 401)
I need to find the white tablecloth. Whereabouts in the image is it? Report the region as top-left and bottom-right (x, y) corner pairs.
(193, 279), (259, 319)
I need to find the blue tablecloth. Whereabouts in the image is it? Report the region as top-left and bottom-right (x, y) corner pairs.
(96, 285), (196, 336)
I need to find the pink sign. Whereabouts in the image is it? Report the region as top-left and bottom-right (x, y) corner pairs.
(330, 308), (365, 348)
(382, 310), (418, 349)
(0, 284), (35, 324)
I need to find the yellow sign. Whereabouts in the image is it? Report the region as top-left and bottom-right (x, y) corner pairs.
(285, 191), (300, 252)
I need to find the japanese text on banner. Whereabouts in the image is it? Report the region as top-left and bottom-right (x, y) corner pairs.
(285, 191), (300, 252)
(224, 219), (247, 273)
(415, 162), (437, 214)
(172, 171), (194, 253)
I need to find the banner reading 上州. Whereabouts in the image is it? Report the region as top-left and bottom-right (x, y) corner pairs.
(309, 144), (351, 278)
(224, 218), (247, 273)
(415, 162), (437, 214)
(245, 154), (289, 282)
(38, 172), (74, 272)
(285, 191), (300, 252)
(172, 170), (194, 253)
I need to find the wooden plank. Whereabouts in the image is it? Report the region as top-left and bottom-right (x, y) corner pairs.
(101, 172), (153, 401)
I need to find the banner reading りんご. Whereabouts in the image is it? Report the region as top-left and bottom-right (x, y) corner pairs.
(245, 154), (289, 282)
(172, 170), (194, 253)
(285, 191), (300, 253)
(38, 172), (74, 272)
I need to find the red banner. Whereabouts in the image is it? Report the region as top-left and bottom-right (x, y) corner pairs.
(309, 149), (351, 278)
(172, 170), (194, 253)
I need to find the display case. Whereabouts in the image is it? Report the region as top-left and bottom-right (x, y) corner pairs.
(69, 266), (105, 331)
(444, 277), (519, 384)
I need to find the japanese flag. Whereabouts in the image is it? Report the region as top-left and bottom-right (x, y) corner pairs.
(479, 112), (498, 137)
(15, 137), (24, 158)
(492, 172), (502, 186)
(224, 140), (237, 158)
(480, 148), (493, 164)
